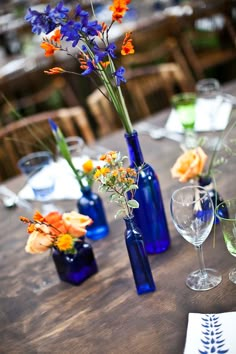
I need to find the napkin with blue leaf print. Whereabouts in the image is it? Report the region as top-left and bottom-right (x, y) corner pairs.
(184, 312), (236, 354)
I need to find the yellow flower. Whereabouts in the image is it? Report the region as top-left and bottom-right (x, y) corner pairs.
(82, 159), (94, 173)
(56, 234), (74, 251)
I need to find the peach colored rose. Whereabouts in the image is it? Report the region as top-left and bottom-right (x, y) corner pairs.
(62, 211), (93, 237)
(171, 147), (208, 183)
(25, 230), (53, 254)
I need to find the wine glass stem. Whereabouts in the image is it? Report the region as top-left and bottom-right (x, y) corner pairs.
(195, 245), (207, 277)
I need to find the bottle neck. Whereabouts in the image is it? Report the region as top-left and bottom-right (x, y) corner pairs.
(125, 130), (144, 167)
(81, 185), (92, 195)
(124, 215), (136, 229)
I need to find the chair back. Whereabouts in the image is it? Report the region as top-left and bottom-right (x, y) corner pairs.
(0, 106), (95, 181)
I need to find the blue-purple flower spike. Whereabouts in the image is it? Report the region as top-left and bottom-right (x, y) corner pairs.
(48, 118), (58, 132)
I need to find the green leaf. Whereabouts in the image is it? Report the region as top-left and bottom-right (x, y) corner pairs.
(127, 199), (139, 208)
(114, 209), (125, 218)
(125, 184), (138, 193)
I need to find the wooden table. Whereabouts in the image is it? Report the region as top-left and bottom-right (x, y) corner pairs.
(1, 83), (236, 354)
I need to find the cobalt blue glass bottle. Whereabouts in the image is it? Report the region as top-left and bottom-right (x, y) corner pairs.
(125, 130), (170, 254)
(52, 238), (98, 286)
(124, 215), (156, 295)
(77, 186), (109, 241)
(198, 176), (229, 224)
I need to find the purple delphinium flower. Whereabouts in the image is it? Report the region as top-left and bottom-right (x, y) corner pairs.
(25, 1), (69, 35)
(81, 60), (96, 76)
(113, 67), (126, 86)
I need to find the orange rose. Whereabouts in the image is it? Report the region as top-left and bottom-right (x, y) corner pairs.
(62, 211), (93, 237)
(25, 229), (53, 254)
(171, 147), (208, 183)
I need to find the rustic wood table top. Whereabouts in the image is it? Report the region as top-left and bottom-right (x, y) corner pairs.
(1, 81), (236, 354)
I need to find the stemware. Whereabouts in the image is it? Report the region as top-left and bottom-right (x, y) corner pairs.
(215, 199), (236, 284)
(17, 151), (56, 213)
(170, 185), (222, 291)
(171, 93), (197, 149)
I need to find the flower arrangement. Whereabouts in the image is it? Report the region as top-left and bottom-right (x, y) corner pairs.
(49, 118), (96, 188)
(93, 150), (141, 218)
(25, 0), (135, 134)
(20, 210), (93, 254)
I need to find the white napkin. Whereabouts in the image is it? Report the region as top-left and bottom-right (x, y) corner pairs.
(165, 97), (232, 133)
(18, 156), (100, 201)
(184, 312), (236, 354)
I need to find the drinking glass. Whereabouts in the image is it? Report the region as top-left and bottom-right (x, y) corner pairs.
(171, 93), (197, 149)
(170, 185), (222, 291)
(18, 151), (56, 213)
(215, 199), (236, 284)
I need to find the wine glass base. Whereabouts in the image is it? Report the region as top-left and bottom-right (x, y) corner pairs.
(186, 268), (222, 291)
(229, 267), (236, 284)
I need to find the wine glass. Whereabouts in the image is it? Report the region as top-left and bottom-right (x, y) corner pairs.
(170, 185), (222, 291)
(215, 199), (236, 284)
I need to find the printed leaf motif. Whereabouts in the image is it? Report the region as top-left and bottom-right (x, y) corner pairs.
(198, 315), (229, 354)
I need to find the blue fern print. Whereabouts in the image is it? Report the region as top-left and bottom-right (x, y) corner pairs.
(198, 314), (229, 354)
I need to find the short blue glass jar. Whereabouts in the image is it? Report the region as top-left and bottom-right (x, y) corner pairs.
(52, 238), (98, 285)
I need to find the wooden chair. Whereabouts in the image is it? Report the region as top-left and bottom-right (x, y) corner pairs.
(125, 63), (195, 120)
(0, 70), (80, 127)
(0, 106), (95, 181)
(178, 12), (236, 80)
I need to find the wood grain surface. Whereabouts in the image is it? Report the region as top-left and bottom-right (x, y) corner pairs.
(1, 83), (236, 354)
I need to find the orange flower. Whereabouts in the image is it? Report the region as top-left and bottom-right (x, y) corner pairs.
(33, 211), (45, 223)
(25, 229), (54, 254)
(45, 211), (67, 235)
(62, 211), (93, 237)
(83, 159), (94, 173)
(40, 42), (59, 57)
(100, 61), (110, 69)
(121, 32), (135, 56)
(109, 0), (130, 23)
(171, 147), (208, 183)
(44, 67), (65, 75)
(56, 234), (74, 251)
(50, 28), (61, 43)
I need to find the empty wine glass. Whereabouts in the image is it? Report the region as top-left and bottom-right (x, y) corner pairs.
(170, 185), (222, 291)
(215, 199), (236, 284)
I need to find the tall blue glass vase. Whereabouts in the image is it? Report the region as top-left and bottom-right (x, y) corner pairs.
(198, 176), (229, 223)
(77, 186), (109, 241)
(52, 239), (98, 286)
(125, 130), (170, 254)
(124, 216), (156, 295)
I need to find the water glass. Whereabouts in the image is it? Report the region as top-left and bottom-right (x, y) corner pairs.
(18, 151), (55, 202)
(215, 199), (236, 284)
(171, 93), (197, 149)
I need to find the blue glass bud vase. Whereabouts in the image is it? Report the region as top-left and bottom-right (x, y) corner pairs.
(77, 186), (109, 241)
(124, 215), (156, 295)
(52, 238), (98, 286)
(125, 131), (170, 254)
(198, 176), (229, 224)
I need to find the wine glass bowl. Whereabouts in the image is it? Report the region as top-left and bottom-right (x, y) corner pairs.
(170, 185), (222, 291)
(215, 199), (236, 284)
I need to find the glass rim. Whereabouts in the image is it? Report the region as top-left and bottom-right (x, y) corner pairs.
(17, 151), (53, 167)
(215, 198), (236, 222)
(171, 185), (211, 205)
(171, 92), (196, 103)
